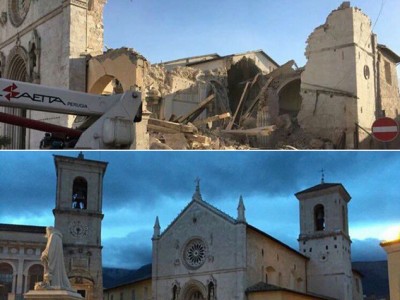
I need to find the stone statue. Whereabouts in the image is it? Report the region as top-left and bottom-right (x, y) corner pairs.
(35, 227), (73, 291)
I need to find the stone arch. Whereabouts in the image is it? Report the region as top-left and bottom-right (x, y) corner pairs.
(180, 280), (207, 300)
(6, 45), (28, 81)
(26, 264), (44, 291)
(0, 262), (15, 298)
(314, 204), (325, 231)
(87, 48), (146, 94)
(4, 45), (29, 149)
(277, 78), (302, 117)
(72, 176), (88, 210)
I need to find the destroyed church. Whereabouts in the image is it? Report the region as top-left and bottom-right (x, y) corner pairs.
(0, 1), (399, 149)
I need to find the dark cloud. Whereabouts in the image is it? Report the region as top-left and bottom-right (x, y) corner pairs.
(352, 239), (387, 262)
(0, 151), (398, 268)
(102, 231), (152, 269)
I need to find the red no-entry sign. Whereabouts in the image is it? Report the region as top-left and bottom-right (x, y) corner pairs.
(372, 117), (399, 142)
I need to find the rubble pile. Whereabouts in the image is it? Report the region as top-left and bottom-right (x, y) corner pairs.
(144, 59), (340, 150)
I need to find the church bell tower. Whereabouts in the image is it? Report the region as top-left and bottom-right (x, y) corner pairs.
(53, 153), (108, 300)
(295, 180), (353, 300)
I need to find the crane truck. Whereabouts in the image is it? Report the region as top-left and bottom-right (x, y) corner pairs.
(0, 78), (142, 149)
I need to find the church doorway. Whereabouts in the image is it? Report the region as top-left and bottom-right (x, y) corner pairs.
(181, 281), (207, 300)
(184, 290), (205, 300)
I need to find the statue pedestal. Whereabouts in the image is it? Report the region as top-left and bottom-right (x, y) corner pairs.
(25, 290), (83, 300)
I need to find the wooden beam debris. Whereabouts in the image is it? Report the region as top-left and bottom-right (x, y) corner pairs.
(175, 94), (216, 124)
(148, 118), (196, 134)
(226, 81), (251, 130)
(193, 112), (231, 127)
(221, 125), (276, 137)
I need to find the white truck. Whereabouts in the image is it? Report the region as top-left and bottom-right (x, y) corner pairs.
(0, 78), (142, 149)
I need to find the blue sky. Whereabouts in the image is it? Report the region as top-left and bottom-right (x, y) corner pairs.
(103, 0), (400, 69)
(0, 151), (399, 268)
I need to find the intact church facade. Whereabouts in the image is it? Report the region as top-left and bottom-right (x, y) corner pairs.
(151, 181), (363, 300)
(0, 154), (107, 300)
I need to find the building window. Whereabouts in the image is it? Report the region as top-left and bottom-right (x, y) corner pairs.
(72, 177), (88, 209)
(28, 264), (43, 291)
(120, 292), (123, 300)
(314, 204), (325, 231)
(385, 61), (392, 85)
(131, 289), (136, 300)
(0, 263), (13, 298)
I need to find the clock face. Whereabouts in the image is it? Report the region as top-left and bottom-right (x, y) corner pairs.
(183, 238), (207, 269)
(8, 0), (31, 27)
(69, 221), (88, 238)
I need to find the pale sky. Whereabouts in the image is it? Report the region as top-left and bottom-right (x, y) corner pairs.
(0, 151), (398, 268)
(103, 0), (400, 69)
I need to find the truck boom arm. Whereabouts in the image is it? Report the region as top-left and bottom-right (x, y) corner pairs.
(0, 78), (142, 149)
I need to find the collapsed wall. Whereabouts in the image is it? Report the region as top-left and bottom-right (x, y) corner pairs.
(297, 2), (376, 148)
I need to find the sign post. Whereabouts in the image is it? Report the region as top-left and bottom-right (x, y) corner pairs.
(371, 117), (399, 142)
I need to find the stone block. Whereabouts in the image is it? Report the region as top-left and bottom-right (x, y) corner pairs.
(24, 290), (83, 300)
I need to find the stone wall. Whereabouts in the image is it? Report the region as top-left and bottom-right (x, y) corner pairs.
(378, 51), (400, 119)
(152, 200), (246, 300)
(246, 229), (307, 293)
(0, 0), (107, 149)
(298, 3), (375, 149)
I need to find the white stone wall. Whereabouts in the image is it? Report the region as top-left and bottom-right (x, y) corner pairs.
(0, 0), (107, 149)
(246, 229), (307, 293)
(153, 201), (246, 300)
(298, 5), (376, 149)
(297, 186), (354, 300)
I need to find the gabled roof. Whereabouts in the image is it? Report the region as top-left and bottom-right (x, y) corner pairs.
(0, 223), (46, 234)
(186, 49), (280, 68)
(246, 282), (336, 300)
(159, 193), (306, 260)
(378, 44), (400, 63)
(295, 183), (342, 196)
(160, 197), (237, 238)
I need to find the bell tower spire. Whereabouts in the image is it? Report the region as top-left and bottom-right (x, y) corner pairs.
(192, 177), (203, 201)
(237, 195), (246, 223)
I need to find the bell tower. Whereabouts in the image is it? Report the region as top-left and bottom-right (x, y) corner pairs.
(295, 181), (353, 300)
(53, 153), (108, 300)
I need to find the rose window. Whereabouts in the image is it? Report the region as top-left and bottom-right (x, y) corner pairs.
(184, 239), (207, 269)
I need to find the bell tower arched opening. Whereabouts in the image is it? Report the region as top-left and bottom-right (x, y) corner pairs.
(72, 177), (88, 210)
(314, 204), (325, 231)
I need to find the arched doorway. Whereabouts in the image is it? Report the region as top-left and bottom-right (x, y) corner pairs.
(27, 264), (43, 291)
(181, 281), (206, 300)
(4, 46), (29, 149)
(278, 78), (302, 117)
(0, 263), (13, 300)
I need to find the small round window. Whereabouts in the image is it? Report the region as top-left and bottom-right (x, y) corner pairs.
(183, 238), (207, 269)
(8, 0), (31, 27)
(364, 65), (370, 80)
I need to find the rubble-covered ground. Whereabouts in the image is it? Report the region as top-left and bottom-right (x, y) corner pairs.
(143, 59), (339, 150)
